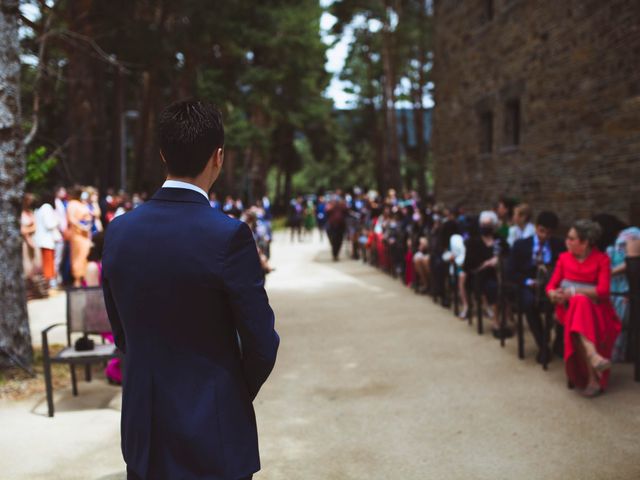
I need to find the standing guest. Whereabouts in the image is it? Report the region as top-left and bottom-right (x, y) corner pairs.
(66, 186), (93, 287)
(507, 203), (535, 246)
(303, 197), (316, 238)
(132, 193), (144, 209)
(103, 100), (278, 479)
(607, 226), (640, 362)
(100, 188), (114, 226)
(508, 211), (565, 363)
(287, 196), (304, 242)
(326, 196), (348, 261)
(495, 196), (516, 240)
(316, 195), (327, 241)
(34, 193), (62, 288)
(21, 193), (38, 279)
(222, 195), (236, 216)
(114, 193), (132, 218)
(209, 192), (220, 210)
(546, 219), (621, 396)
(55, 186), (72, 285)
(86, 187), (104, 236)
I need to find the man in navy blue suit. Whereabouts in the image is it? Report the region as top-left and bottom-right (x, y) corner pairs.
(102, 99), (279, 480)
(508, 211), (564, 364)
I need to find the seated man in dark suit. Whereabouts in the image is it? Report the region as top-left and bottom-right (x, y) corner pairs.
(102, 99), (279, 480)
(508, 211), (565, 363)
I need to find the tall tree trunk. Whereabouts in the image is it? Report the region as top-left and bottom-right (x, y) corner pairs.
(362, 35), (385, 194)
(111, 66), (124, 191)
(381, 3), (401, 192)
(248, 107), (268, 203)
(134, 70), (160, 193)
(400, 109), (412, 190)
(412, 0), (429, 198)
(66, 0), (98, 185)
(0, 0), (33, 368)
(223, 149), (236, 196)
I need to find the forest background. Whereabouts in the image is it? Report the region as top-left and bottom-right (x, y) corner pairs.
(18, 0), (434, 209)
(0, 0), (433, 366)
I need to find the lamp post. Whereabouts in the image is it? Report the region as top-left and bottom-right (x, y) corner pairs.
(120, 110), (139, 192)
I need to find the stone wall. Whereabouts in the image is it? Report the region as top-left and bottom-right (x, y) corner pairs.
(432, 0), (640, 227)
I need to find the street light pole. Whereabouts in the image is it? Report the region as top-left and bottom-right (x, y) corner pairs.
(121, 110), (139, 192)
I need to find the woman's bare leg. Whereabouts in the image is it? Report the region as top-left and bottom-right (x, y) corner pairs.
(572, 333), (600, 388)
(458, 271), (468, 315)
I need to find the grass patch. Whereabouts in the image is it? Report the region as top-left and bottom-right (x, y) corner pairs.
(0, 345), (107, 401)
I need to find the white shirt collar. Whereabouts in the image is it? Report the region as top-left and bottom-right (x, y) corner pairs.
(162, 180), (209, 201)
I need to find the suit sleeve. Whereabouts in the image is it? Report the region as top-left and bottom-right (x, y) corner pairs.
(223, 222), (280, 400)
(102, 275), (126, 353)
(507, 240), (526, 286)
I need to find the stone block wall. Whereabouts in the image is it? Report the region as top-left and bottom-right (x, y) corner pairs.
(432, 0), (640, 227)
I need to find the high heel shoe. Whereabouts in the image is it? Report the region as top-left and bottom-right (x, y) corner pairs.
(580, 383), (603, 398)
(589, 353), (612, 373)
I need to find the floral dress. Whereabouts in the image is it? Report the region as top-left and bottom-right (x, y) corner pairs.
(608, 227), (640, 362)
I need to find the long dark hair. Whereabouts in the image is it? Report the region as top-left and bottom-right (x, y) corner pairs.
(592, 213), (627, 251)
(87, 232), (105, 262)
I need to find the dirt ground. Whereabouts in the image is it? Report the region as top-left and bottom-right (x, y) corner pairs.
(1, 231), (639, 479)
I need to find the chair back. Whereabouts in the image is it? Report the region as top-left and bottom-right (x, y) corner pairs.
(66, 287), (111, 343)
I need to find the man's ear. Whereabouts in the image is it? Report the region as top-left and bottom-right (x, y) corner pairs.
(214, 148), (224, 170)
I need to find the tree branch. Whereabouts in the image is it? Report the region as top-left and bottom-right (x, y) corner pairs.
(24, 7), (54, 146)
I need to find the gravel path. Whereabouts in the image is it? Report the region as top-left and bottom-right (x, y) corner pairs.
(2, 231), (639, 479)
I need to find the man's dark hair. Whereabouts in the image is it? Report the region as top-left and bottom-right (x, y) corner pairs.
(158, 99), (224, 177)
(536, 210), (559, 230)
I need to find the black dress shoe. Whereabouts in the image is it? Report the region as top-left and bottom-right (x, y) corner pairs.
(492, 327), (514, 339)
(536, 349), (552, 365)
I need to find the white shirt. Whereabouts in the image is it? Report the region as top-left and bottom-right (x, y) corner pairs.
(54, 197), (68, 232)
(162, 180), (208, 201)
(507, 222), (535, 247)
(34, 203), (62, 249)
(442, 233), (466, 266)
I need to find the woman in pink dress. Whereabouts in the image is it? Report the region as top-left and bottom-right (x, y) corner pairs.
(546, 219), (621, 396)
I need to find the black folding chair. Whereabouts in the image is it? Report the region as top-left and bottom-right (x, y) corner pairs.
(41, 287), (121, 417)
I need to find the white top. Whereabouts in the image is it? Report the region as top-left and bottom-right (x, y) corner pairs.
(54, 197), (68, 232)
(162, 180), (208, 201)
(442, 233), (466, 266)
(507, 222), (535, 246)
(34, 203), (62, 249)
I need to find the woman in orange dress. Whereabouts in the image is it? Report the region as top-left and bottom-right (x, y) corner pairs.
(546, 219), (621, 396)
(66, 187), (93, 287)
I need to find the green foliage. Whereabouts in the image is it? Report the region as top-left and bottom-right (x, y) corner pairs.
(26, 146), (57, 190)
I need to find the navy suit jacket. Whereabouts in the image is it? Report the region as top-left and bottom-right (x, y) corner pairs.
(102, 187), (279, 480)
(507, 235), (565, 287)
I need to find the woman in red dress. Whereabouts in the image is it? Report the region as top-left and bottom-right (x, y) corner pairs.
(546, 219), (621, 396)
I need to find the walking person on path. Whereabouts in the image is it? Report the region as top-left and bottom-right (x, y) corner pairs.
(326, 195), (349, 261)
(102, 99), (280, 480)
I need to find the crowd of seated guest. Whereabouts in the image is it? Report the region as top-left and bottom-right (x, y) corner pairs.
(314, 187), (637, 398)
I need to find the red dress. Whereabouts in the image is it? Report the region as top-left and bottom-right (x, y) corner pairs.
(546, 249), (621, 389)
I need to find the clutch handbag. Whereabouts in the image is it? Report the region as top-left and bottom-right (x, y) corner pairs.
(560, 279), (597, 289)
